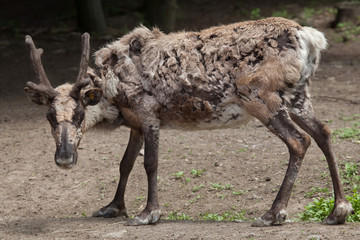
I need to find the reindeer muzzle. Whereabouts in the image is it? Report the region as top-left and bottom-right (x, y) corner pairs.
(54, 122), (79, 169)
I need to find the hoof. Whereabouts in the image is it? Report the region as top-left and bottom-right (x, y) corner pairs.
(274, 209), (288, 224)
(251, 217), (272, 227)
(322, 201), (354, 225)
(92, 207), (128, 218)
(125, 209), (161, 226)
(251, 209), (288, 227)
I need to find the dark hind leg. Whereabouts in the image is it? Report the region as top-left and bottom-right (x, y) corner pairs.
(289, 97), (353, 224)
(251, 108), (311, 226)
(237, 85), (311, 227)
(93, 128), (143, 218)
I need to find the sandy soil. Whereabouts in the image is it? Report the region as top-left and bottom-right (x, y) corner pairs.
(1, 2), (360, 239)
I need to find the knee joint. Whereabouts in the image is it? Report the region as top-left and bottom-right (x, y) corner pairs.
(287, 133), (311, 158)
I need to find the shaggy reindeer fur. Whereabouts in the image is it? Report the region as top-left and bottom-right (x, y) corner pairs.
(24, 17), (354, 227)
(87, 18), (322, 130)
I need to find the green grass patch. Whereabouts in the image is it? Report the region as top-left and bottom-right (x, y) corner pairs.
(191, 169), (205, 177)
(332, 122), (360, 142)
(335, 22), (360, 42)
(173, 171), (184, 180)
(192, 184), (204, 193)
(304, 187), (330, 198)
(200, 210), (246, 222)
(341, 114), (360, 122)
(210, 182), (234, 191)
(166, 211), (192, 220)
(299, 192), (360, 222)
(300, 159), (360, 222)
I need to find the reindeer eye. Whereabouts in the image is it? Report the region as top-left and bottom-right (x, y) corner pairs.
(46, 107), (58, 128)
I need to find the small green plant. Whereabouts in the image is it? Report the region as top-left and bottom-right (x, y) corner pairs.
(166, 211), (192, 220)
(81, 210), (87, 217)
(200, 210), (246, 222)
(341, 162), (360, 184)
(232, 190), (245, 195)
(217, 193), (228, 199)
(173, 171), (184, 180)
(210, 182), (234, 191)
(191, 169), (205, 177)
(135, 196), (146, 201)
(192, 184), (204, 193)
(111, 177), (119, 183)
(210, 182), (225, 191)
(237, 147), (249, 153)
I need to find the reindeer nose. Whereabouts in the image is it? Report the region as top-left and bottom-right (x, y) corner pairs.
(55, 142), (77, 169)
(55, 155), (75, 169)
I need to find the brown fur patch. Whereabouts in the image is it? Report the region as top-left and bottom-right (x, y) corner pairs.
(54, 84), (77, 123)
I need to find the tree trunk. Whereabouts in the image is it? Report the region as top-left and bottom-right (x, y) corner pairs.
(332, 2), (360, 28)
(74, 0), (107, 34)
(144, 0), (177, 33)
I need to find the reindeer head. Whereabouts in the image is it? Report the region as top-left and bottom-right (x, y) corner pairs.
(24, 33), (102, 169)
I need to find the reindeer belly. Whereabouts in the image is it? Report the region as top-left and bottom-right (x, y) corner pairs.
(160, 99), (253, 131)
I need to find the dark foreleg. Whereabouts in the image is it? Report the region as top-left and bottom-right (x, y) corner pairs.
(126, 123), (161, 225)
(93, 128), (144, 218)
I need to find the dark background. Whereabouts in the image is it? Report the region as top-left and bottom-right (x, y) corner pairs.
(0, 0), (348, 36)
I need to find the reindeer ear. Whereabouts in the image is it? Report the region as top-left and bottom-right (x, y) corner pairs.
(24, 87), (53, 105)
(130, 38), (142, 56)
(81, 88), (102, 106)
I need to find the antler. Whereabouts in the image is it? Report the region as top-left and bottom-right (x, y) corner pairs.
(70, 33), (92, 99)
(25, 35), (57, 98)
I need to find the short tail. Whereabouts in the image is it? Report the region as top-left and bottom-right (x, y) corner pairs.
(299, 26), (327, 51)
(297, 26), (327, 78)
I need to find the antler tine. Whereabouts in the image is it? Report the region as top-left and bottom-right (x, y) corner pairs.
(25, 35), (57, 98)
(77, 33), (90, 82)
(71, 33), (91, 99)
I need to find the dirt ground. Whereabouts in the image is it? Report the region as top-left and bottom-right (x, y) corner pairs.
(1, 1), (360, 239)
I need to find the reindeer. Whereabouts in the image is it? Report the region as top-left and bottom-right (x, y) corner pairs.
(24, 17), (353, 226)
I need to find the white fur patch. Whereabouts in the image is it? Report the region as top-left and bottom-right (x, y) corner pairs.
(297, 27), (327, 80)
